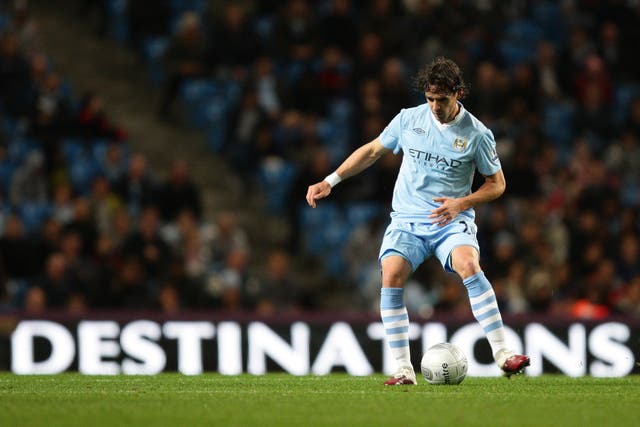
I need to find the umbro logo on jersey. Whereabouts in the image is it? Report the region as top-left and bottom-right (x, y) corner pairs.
(412, 128), (425, 134)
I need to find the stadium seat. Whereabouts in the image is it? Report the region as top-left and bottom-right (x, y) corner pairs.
(106, 0), (130, 44)
(531, 1), (566, 44)
(613, 84), (640, 126)
(180, 79), (220, 103)
(142, 36), (169, 85)
(0, 161), (14, 195)
(499, 40), (535, 70)
(19, 201), (52, 234)
(257, 157), (296, 215)
(70, 159), (101, 195)
(543, 102), (576, 161)
(62, 139), (87, 164)
(505, 20), (543, 45)
(7, 138), (40, 164)
(344, 202), (383, 228)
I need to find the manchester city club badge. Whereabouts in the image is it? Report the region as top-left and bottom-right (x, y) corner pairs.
(453, 137), (468, 152)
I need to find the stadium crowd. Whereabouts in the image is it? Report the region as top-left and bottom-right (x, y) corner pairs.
(2, 0), (640, 320)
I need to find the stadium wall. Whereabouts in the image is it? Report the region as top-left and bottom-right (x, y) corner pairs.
(1, 312), (638, 377)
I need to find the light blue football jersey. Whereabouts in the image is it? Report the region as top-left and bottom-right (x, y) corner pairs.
(378, 103), (501, 223)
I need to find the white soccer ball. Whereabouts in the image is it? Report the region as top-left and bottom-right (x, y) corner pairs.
(420, 343), (468, 385)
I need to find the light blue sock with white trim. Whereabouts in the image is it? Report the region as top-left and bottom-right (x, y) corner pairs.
(380, 287), (412, 370)
(463, 271), (507, 358)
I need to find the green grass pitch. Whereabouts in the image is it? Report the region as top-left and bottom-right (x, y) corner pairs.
(1, 374), (639, 427)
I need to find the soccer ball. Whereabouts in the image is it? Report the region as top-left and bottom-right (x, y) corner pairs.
(420, 343), (468, 385)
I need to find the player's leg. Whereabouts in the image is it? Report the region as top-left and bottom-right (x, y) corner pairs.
(450, 245), (530, 376)
(380, 255), (415, 385)
(377, 222), (429, 385)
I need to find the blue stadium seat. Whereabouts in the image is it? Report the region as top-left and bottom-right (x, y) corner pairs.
(257, 157), (296, 215)
(0, 13), (8, 31)
(613, 84), (640, 126)
(499, 41), (535, 70)
(505, 20), (543, 45)
(531, 1), (566, 45)
(19, 201), (52, 234)
(0, 160), (14, 195)
(106, 0), (130, 43)
(69, 157), (101, 195)
(142, 36), (169, 85)
(91, 139), (110, 163)
(299, 202), (341, 229)
(344, 202), (383, 228)
(62, 139), (87, 164)
(543, 102), (576, 162)
(181, 79), (220, 102)
(169, 0), (207, 16)
(8, 138), (39, 164)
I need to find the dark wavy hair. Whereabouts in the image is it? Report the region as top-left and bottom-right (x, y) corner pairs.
(413, 57), (468, 99)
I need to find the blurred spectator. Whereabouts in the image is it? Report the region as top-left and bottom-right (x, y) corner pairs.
(35, 252), (72, 308)
(158, 11), (209, 121)
(624, 96), (640, 136)
(110, 257), (150, 308)
(113, 152), (158, 216)
(205, 247), (251, 310)
(9, 150), (48, 205)
(535, 40), (570, 101)
(64, 197), (98, 256)
(51, 182), (75, 225)
(225, 86), (269, 174)
(209, 3), (257, 72)
(353, 32), (386, 86)
(344, 215), (387, 310)
(273, 0), (317, 59)
(465, 61), (507, 122)
(0, 214), (37, 280)
(506, 62), (539, 115)
(76, 92), (128, 141)
(573, 53), (613, 107)
(616, 276), (640, 317)
(209, 210), (249, 268)
(616, 235), (640, 283)
(121, 206), (171, 280)
(88, 175), (123, 235)
(253, 55), (284, 119)
(29, 70), (73, 174)
(127, 0), (171, 49)
(161, 209), (214, 284)
(156, 159), (202, 222)
(156, 282), (181, 313)
(100, 143), (128, 184)
(254, 249), (302, 313)
(320, 0), (357, 58)
(23, 285), (46, 313)
(378, 57), (412, 121)
(89, 232), (121, 307)
(0, 32), (31, 116)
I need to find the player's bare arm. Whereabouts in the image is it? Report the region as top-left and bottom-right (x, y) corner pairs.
(429, 169), (506, 226)
(306, 138), (390, 208)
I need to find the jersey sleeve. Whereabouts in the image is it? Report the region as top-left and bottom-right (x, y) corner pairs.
(378, 110), (403, 154)
(474, 130), (501, 176)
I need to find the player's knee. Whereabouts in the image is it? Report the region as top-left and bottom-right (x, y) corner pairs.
(381, 269), (407, 287)
(454, 258), (481, 279)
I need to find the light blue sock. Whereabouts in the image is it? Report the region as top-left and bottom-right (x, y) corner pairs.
(380, 287), (412, 370)
(463, 271), (507, 357)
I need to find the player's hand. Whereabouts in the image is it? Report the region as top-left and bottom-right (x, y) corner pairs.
(306, 181), (332, 208)
(429, 197), (465, 226)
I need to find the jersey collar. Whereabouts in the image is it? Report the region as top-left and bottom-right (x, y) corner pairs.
(433, 102), (466, 130)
